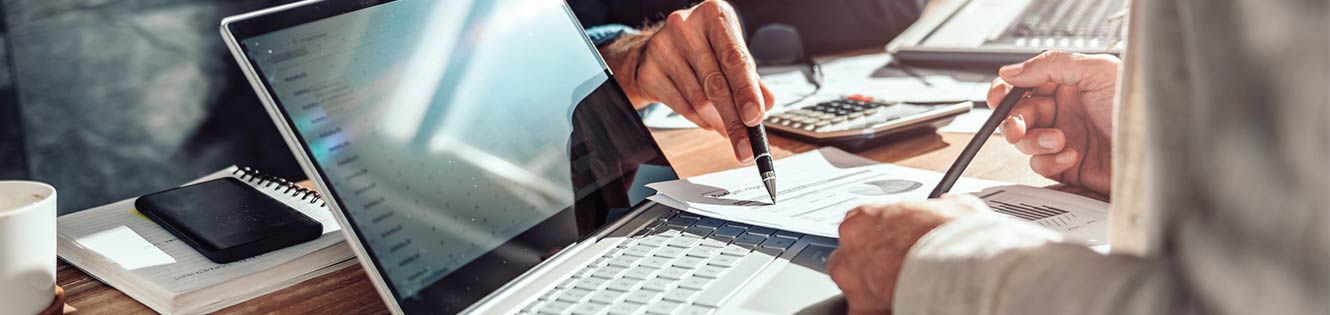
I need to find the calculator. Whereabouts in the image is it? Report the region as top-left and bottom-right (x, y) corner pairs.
(763, 95), (971, 149)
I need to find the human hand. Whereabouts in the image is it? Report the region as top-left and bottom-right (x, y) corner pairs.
(605, 0), (775, 163)
(988, 51), (1120, 195)
(827, 195), (989, 315)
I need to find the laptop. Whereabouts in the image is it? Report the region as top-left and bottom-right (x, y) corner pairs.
(888, 0), (1128, 67)
(220, 1), (845, 314)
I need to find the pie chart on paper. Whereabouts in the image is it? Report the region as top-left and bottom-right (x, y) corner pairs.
(848, 179), (923, 196)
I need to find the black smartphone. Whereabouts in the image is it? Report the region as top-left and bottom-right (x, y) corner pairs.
(135, 177), (322, 263)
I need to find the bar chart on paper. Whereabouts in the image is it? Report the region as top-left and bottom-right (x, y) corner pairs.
(974, 185), (1108, 244)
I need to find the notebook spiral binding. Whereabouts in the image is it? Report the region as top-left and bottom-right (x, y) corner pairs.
(232, 167), (326, 207)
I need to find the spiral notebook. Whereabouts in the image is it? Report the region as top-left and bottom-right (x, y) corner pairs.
(56, 166), (354, 315)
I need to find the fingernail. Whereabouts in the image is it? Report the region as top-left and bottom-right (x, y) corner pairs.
(1056, 150), (1076, 164)
(1038, 132), (1057, 149)
(741, 102), (761, 125)
(736, 138), (755, 164)
(1000, 63), (1024, 77)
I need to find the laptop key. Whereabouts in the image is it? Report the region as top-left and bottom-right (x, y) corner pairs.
(745, 226), (776, 236)
(626, 290), (662, 304)
(774, 230), (803, 239)
(569, 302), (608, 315)
(733, 234), (768, 247)
(661, 287), (701, 302)
(607, 255), (639, 268)
(624, 267), (657, 280)
(638, 236), (670, 247)
(590, 290), (626, 304)
(667, 216), (698, 227)
(623, 246), (654, 258)
(574, 277), (609, 291)
(658, 267), (691, 280)
(685, 247), (719, 258)
(642, 278), (676, 292)
(682, 226), (715, 238)
(695, 217), (726, 228)
(538, 301), (575, 315)
(675, 304), (717, 315)
(556, 288), (594, 303)
(760, 237), (796, 250)
(678, 276), (713, 290)
(667, 237), (701, 248)
(719, 245), (750, 257)
(646, 300), (683, 315)
(605, 278), (639, 292)
(694, 252), (778, 307)
(555, 277), (577, 289)
(640, 256), (673, 269)
(593, 265), (628, 279)
(711, 226), (746, 238)
(693, 265), (727, 279)
(654, 247), (686, 258)
(707, 255), (740, 267)
(671, 257), (704, 269)
(697, 238), (727, 248)
(607, 302), (647, 315)
(572, 267), (594, 279)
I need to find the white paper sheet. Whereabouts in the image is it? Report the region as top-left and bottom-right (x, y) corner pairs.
(58, 166), (345, 294)
(76, 225), (177, 270)
(648, 148), (1108, 244)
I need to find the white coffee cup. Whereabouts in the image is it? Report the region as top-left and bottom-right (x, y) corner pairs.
(0, 181), (57, 315)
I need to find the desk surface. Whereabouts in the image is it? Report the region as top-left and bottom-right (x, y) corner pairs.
(57, 127), (1080, 314)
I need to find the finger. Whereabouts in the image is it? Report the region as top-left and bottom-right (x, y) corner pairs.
(698, 1), (766, 127)
(651, 35), (712, 112)
(1029, 149), (1079, 178)
(1014, 128), (1067, 155)
(1002, 95), (1058, 143)
(999, 51), (1122, 90)
(673, 7), (751, 162)
(760, 82), (776, 111)
(1032, 81), (1059, 96)
(660, 84), (712, 130)
(986, 78), (1011, 110)
(695, 100), (728, 138)
(637, 63), (708, 129)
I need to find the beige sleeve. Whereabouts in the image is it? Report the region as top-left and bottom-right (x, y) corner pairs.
(892, 213), (1172, 315)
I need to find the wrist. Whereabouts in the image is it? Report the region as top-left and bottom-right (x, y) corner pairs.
(597, 26), (658, 107)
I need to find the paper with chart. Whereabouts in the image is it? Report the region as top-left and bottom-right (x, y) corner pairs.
(648, 148), (1108, 244)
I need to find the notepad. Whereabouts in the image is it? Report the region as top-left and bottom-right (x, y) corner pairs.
(56, 166), (355, 315)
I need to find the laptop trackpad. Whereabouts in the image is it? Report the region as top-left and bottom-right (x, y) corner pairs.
(738, 245), (846, 314)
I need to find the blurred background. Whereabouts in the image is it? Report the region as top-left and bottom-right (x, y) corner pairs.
(1, 0), (307, 214)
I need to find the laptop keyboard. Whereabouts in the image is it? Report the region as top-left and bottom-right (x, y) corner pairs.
(994, 0), (1127, 48)
(517, 212), (815, 315)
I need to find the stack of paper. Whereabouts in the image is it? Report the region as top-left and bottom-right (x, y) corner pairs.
(648, 148), (1108, 244)
(56, 167), (355, 314)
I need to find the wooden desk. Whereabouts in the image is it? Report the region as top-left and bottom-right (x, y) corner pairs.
(55, 128), (1068, 314)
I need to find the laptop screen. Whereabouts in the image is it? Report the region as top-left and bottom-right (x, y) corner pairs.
(228, 0), (676, 312)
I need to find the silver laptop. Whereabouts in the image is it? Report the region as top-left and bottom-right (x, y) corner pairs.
(220, 1), (845, 314)
(888, 0), (1129, 67)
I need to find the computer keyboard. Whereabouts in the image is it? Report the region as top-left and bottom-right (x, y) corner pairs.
(995, 0), (1127, 48)
(763, 95), (970, 150)
(518, 212), (824, 315)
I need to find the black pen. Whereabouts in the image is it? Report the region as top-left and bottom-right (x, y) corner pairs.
(928, 86), (1032, 198)
(748, 124), (778, 204)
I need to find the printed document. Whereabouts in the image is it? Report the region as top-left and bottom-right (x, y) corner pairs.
(648, 148), (1108, 244)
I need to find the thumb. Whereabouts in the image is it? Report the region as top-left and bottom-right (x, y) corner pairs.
(998, 51), (1120, 89)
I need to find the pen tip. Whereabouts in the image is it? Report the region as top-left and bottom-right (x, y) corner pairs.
(763, 179), (777, 205)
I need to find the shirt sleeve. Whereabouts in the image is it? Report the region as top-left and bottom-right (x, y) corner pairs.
(893, 213), (1172, 315)
(584, 24), (640, 47)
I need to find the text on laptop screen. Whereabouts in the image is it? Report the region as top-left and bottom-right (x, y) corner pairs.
(236, 0), (675, 310)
